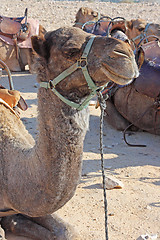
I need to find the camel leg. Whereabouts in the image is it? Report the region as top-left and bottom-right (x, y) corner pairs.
(0, 223), (6, 240)
(31, 214), (80, 240)
(1, 214), (80, 240)
(1, 214), (54, 240)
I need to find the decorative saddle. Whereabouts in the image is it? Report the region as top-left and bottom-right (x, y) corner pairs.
(82, 16), (126, 36)
(0, 8), (30, 41)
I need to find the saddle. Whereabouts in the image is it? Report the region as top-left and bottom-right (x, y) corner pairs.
(0, 59), (28, 112)
(83, 16), (126, 36)
(134, 39), (160, 99)
(0, 8), (30, 41)
(0, 88), (20, 109)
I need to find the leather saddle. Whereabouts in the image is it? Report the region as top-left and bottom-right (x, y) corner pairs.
(0, 84), (28, 111)
(83, 17), (126, 36)
(0, 8), (30, 41)
(0, 60), (28, 111)
(134, 39), (160, 99)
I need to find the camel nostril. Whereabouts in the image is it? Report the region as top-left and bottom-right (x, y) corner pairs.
(113, 49), (130, 58)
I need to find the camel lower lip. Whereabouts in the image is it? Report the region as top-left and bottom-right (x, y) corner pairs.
(101, 64), (134, 85)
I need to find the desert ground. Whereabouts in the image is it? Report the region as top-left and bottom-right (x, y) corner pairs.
(0, 0), (160, 240)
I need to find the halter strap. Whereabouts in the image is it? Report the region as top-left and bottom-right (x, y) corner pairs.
(131, 23), (151, 43)
(40, 36), (104, 111)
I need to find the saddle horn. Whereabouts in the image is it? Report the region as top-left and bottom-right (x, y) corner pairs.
(24, 8), (28, 25)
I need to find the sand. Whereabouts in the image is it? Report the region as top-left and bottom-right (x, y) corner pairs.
(0, 1), (160, 240)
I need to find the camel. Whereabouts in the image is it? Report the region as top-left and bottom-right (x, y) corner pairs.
(0, 26), (139, 239)
(74, 7), (160, 136)
(0, 23), (46, 73)
(125, 18), (160, 48)
(74, 7), (160, 48)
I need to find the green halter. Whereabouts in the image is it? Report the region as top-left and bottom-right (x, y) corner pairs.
(40, 36), (105, 111)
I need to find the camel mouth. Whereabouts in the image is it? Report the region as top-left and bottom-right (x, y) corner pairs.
(101, 64), (135, 86)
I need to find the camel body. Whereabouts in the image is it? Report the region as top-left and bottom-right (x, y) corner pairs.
(0, 27), (139, 239)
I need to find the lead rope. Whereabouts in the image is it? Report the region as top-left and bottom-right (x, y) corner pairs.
(97, 90), (108, 240)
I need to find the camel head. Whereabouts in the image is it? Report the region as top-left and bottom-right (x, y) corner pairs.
(31, 27), (139, 104)
(74, 7), (100, 28)
(125, 19), (160, 46)
(126, 19), (147, 42)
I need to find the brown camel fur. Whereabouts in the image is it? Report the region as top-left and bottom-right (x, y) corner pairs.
(0, 27), (139, 239)
(0, 25), (46, 73)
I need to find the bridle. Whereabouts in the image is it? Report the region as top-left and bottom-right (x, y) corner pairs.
(40, 36), (107, 111)
(131, 23), (151, 49)
(82, 16), (127, 38)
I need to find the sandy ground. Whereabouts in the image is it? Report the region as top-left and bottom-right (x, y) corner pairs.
(0, 1), (160, 240)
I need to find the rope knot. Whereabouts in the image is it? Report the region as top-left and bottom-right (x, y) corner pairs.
(96, 90), (107, 110)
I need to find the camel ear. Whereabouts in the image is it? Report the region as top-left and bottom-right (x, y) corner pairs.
(126, 20), (133, 30)
(80, 7), (87, 16)
(31, 35), (47, 58)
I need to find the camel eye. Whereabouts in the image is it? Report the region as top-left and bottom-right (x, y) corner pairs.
(92, 11), (97, 17)
(138, 27), (145, 32)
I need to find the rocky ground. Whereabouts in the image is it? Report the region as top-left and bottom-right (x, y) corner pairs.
(0, 1), (160, 240)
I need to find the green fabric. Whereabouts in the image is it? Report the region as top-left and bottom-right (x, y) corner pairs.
(40, 36), (102, 110)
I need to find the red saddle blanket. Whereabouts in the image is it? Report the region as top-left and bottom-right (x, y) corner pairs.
(0, 18), (39, 48)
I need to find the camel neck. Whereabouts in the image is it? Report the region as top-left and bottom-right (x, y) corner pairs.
(32, 87), (90, 213)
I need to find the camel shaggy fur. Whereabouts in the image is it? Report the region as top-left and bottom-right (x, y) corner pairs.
(0, 27), (139, 239)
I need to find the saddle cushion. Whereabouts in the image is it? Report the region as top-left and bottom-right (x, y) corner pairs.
(134, 59), (160, 99)
(134, 40), (160, 99)
(0, 89), (20, 108)
(114, 85), (160, 135)
(0, 18), (39, 48)
(0, 16), (22, 35)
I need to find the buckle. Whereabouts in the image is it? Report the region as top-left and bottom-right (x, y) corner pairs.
(49, 80), (55, 89)
(77, 57), (87, 68)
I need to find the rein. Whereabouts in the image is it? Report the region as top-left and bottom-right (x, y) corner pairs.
(97, 90), (109, 240)
(40, 36), (106, 110)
